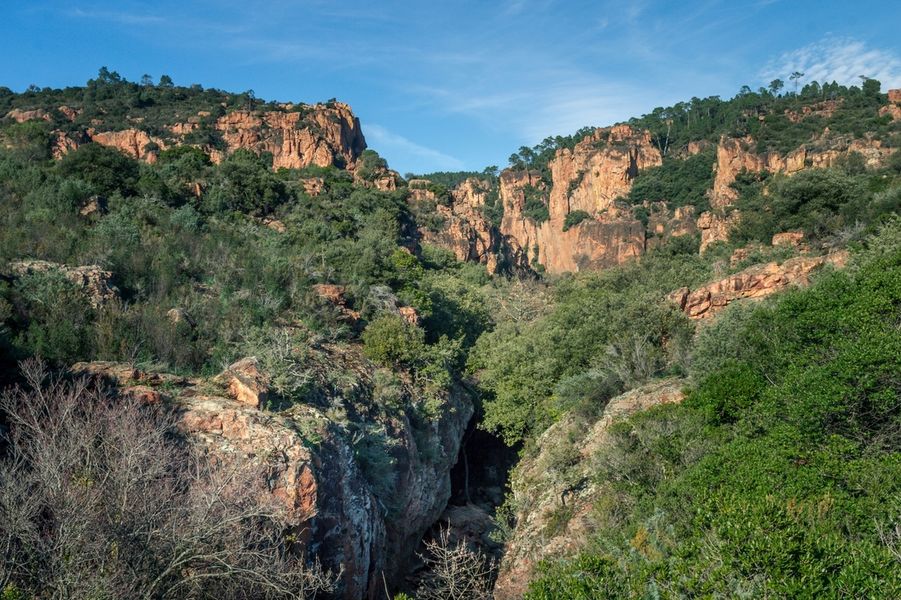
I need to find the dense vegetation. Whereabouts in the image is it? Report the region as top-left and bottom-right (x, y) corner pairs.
(0, 115), (491, 397)
(2, 72), (901, 598)
(525, 221), (901, 598)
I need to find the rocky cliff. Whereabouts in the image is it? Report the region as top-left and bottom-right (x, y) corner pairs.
(11, 102), (366, 170)
(498, 125), (661, 274)
(421, 98), (898, 272)
(69, 342), (471, 600)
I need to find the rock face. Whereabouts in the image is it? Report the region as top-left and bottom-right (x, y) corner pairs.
(881, 89), (901, 122)
(89, 128), (165, 162)
(669, 251), (848, 319)
(218, 357), (270, 409)
(70, 344), (471, 600)
(42, 103), (366, 171)
(493, 379), (686, 599)
(207, 104), (365, 170)
(8, 260), (118, 307)
(412, 178), (528, 274)
(498, 125), (661, 273)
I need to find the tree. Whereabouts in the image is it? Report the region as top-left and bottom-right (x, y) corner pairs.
(158, 74), (174, 88)
(415, 528), (495, 600)
(790, 71), (805, 94)
(140, 74), (154, 87)
(860, 76), (881, 97)
(768, 79), (784, 95)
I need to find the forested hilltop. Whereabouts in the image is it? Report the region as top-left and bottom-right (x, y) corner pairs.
(0, 71), (899, 599)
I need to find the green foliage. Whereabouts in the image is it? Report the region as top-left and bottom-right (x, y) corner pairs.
(362, 314), (426, 368)
(732, 167), (900, 244)
(507, 128), (596, 184)
(626, 148), (716, 211)
(473, 250), (706, 444)
(628, 78), (899, 157)
(354, 149), (388, 181)
(522, 185), (550, 223)
(526, 223), (901, 597)
(57, 143), (140, 196)
(562, 210), (591, 231)
(204, 149), (289, 215)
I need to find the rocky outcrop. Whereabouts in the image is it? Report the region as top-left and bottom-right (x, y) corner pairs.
(89, 128), (165, 162)
(493, 379), (686, 599)
(5, 108), (51, 123)
(412, 178), (527, 274)
(710, 133), (894, 209)
(207, 104), (365, 170)
(784, 99), (843, 123)
(698, 209), (740, 253)
(217, 357), (270, 409)
(497, 125), (661, 273)
(668, 251), (848, 319)
(880, 89), (901, 122)
(709, 136), (805, 208)
(46, 103), (366, 171)
(646, 203), (698, 250)
(70, 343), (472, 600)
(8, 260), (118, 307)
(549, 125), (662, 216)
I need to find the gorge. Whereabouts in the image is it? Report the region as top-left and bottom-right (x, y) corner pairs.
(1, 73), (900, 599)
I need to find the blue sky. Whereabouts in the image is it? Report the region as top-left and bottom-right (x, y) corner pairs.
(2, 1), (900, 174)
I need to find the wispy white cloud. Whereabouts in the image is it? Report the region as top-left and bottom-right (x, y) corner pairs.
(364, 124), (464, 171)
(68, 8), (164, 25)
(761, 37), (901, 89)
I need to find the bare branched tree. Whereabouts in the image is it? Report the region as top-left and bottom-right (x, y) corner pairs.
(0, 359), (337, 599)
(415, 528), (495, 600)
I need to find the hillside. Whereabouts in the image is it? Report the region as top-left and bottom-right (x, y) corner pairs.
(0, 71), (900, 599)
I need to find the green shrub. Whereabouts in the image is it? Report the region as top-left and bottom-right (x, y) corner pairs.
(523, 185), (550, 223)
(362, 314), (425, 367)
(562, 210), (591, 231)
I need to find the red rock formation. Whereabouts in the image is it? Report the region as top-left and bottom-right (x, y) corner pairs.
(710, 136), (807, 208)
(771, 230), (807, 250)
(49, 103), (366, 171)
(57, 105), (81, 122)
(218, 357), (270, 409)
(710, 134), (893, 209)
(888, 89), (901, 104)
(669, 251), (848, 319)
(497, 125), (660, 274)
(414, 178), (514, 273)
(51, 130), (81, 158)
(209, 103), (365, 170)
(646, 203), (698, 250)
(697, 210), (740, 253)
(69, 349), (472, 600)
(784, 98), (843, 123)
(89, 128), (165, 163)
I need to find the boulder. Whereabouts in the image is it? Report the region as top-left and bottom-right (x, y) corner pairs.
(218, 357), (269, 409)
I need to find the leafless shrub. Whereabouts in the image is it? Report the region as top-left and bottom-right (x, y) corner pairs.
(415, 528), (495, 600)
(0, 358), (336, 599)
(877, 517), (901, 564)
